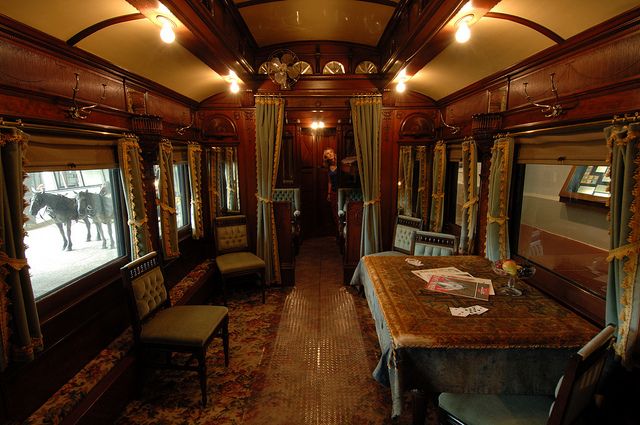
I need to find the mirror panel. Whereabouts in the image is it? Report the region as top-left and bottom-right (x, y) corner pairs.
(397, 145), (427, 219)
(211, 146), (240, 215)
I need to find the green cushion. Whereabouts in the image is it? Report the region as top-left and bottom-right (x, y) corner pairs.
(439, 393), (553, 425)
(216, 252), (265, 275)
(141, 305), (228, 347)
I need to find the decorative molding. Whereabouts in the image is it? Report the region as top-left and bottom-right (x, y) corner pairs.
(202, 114), (237, 139)
(399, 112), (435, 138)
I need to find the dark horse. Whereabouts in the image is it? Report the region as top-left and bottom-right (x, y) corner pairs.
(29, 190), (94, 251)
(77, 190), (115, 249)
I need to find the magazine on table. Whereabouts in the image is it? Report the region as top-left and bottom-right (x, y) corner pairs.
(412, 268), (494, 301)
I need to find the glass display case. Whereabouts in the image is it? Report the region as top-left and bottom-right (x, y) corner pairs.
(559, 165), (610, 205)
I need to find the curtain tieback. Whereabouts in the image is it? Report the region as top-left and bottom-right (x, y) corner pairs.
(128, 217), (148, 226)
(417, 186), (425, 193)
(431, 192), (444, 199)
(364, 196), (380, 206)
(0, 252), (28, 271)
(462, 197), (479, 209)
(256, 194), (273, 204)
(159, 203), (176, 214)
(606, 241), (640, 262)
(487, 214), (508, 224)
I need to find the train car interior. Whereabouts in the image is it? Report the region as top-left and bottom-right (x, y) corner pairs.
(0, 0), (639, 424)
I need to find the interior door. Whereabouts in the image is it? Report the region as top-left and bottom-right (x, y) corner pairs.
(299, 127), (338, 237)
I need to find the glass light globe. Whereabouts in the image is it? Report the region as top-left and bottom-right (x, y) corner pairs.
(160, 23), (175, 43)
(230, 81), (240, 93)
(455, 21), (471, 43)
(396, 81), (406, 93)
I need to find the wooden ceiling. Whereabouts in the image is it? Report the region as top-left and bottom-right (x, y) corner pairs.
(1, 0), (637, 102)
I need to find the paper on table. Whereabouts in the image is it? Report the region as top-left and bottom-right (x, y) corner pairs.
(423, 274), (492, 301)
(412, 268), (495, 295)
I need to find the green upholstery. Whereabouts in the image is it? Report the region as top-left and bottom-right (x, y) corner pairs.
(216, 252), (266, 275)
(141, 305), (229, 347)
(337, 188), (363, 217)
(392, 215), (422, 254)
(439, 325), (615, 425)
(214, 215), (266, 303)
(120, 251), (229, 406)
(438, 393), (552, 425)
(131, 267), (167, 320)
(273, 188), (301, 216)
(413, 230), (457, 256)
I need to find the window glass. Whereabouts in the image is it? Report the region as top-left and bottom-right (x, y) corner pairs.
(153, 163), (190, 231)
(517, 164), (608, 297)
(24, 169), (123, 299)
(455, 162), (481, 226)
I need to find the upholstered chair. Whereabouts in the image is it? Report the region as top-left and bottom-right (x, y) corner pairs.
(214, 215), (266, 303)
(412, 230), (458, 256)
(273, 188), (302, 254)
(121, 251), (229, 406)
(438, 325), (615, 425)
(368, 215), (423, 257)
(337, 187), (364, 251)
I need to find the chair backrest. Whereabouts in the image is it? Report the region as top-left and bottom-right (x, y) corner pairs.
(215, 215), (249, 254)
(273, 188), (301, 217)
(120, 251), (170, 339)
(392, 215), (423, 254)
(548, 325), (615, 425)
(337, 187), (363, 216)
(412, 230), (457, 256)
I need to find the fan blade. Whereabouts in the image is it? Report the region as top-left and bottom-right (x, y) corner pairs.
(281, 52), (294, 65)
(275, 71), (287, 85)
(287, 66), (300, 79)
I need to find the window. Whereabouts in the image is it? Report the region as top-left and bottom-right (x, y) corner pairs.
(517, 164), (608, 298)
(24, 169), (124, 299)
(322, 61), (345, 75)
(153, 163), (190, 231)
(455, 162), (481, 226)
(355, 60), (378, 74)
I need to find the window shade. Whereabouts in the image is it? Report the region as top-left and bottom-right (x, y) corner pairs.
(25, 133), (118, 171)
(516, 130), (607, 165)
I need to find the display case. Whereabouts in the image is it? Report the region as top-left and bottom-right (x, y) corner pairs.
(559, 165), (610, 205)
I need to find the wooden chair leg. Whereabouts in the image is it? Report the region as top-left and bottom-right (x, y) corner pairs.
(222, 316), (229, 367)
(197, 349), (207, 406)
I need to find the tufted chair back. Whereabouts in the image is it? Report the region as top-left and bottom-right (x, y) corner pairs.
(412, 230), (457, 256)
(121, 251), (171, 340)
(337, 188), (363, 217)
(273, 188), (301, 218)
(215, 215), (250, 254)
(392, 215), (423, 254)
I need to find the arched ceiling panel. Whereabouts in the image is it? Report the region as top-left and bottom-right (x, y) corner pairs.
(236, 0), (395, 47)
(409, 19), (554, 101)
(1, 0), (139, 41)
(77, 20), (226, 102)
(492, 0), (639, 40)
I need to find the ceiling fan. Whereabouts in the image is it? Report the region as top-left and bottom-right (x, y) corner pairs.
(267, 49), (301, 90)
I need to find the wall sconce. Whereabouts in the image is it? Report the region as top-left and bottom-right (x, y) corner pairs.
(455, 14), (474, 43)
(225, 71), (242, 94)
(157, 15), (176, 43)
(311, 121), (325, 130)
(523, 73), (563, 118)
(395, 68), (410, 93)
(66, 73), (106, 120)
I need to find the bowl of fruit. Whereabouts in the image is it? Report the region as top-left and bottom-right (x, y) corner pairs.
(491, 259), (535, 296)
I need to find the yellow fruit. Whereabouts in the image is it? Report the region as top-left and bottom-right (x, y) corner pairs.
(501, 259), (518, 275)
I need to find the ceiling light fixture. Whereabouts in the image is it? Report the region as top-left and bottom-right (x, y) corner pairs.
(311, 121), (324, 130)
(157, 15), (176, 44)
(225, 70), (242, 94)
(230, 81), (240, 93)
(396, 81), (406, 93)
(394, 68), (410, 93)
(455, 14), (474, 43)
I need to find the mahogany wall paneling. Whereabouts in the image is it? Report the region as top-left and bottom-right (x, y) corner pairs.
(274, 201), (295, 286)
(277, 125), (297, 187)
(298, 126), (338, 238)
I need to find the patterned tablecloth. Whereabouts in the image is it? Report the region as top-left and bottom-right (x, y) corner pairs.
(354, 255), (600, 418)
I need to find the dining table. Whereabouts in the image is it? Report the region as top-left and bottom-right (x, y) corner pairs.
(351, 254), (600, 423)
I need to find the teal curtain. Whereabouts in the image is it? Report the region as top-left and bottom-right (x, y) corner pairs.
(350, 95), (382, 255)
(485, 136), (514, 261)
(158, 139), (180, 259)
(606, 122), (640, 368)
(187, 143), (204, 240)
(118, 136), (152, 259)
(460, 138), (479, 254)
(0, 127), (42, 370)
(255, 96), (284, 284)
(429, 141), (447, 232)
